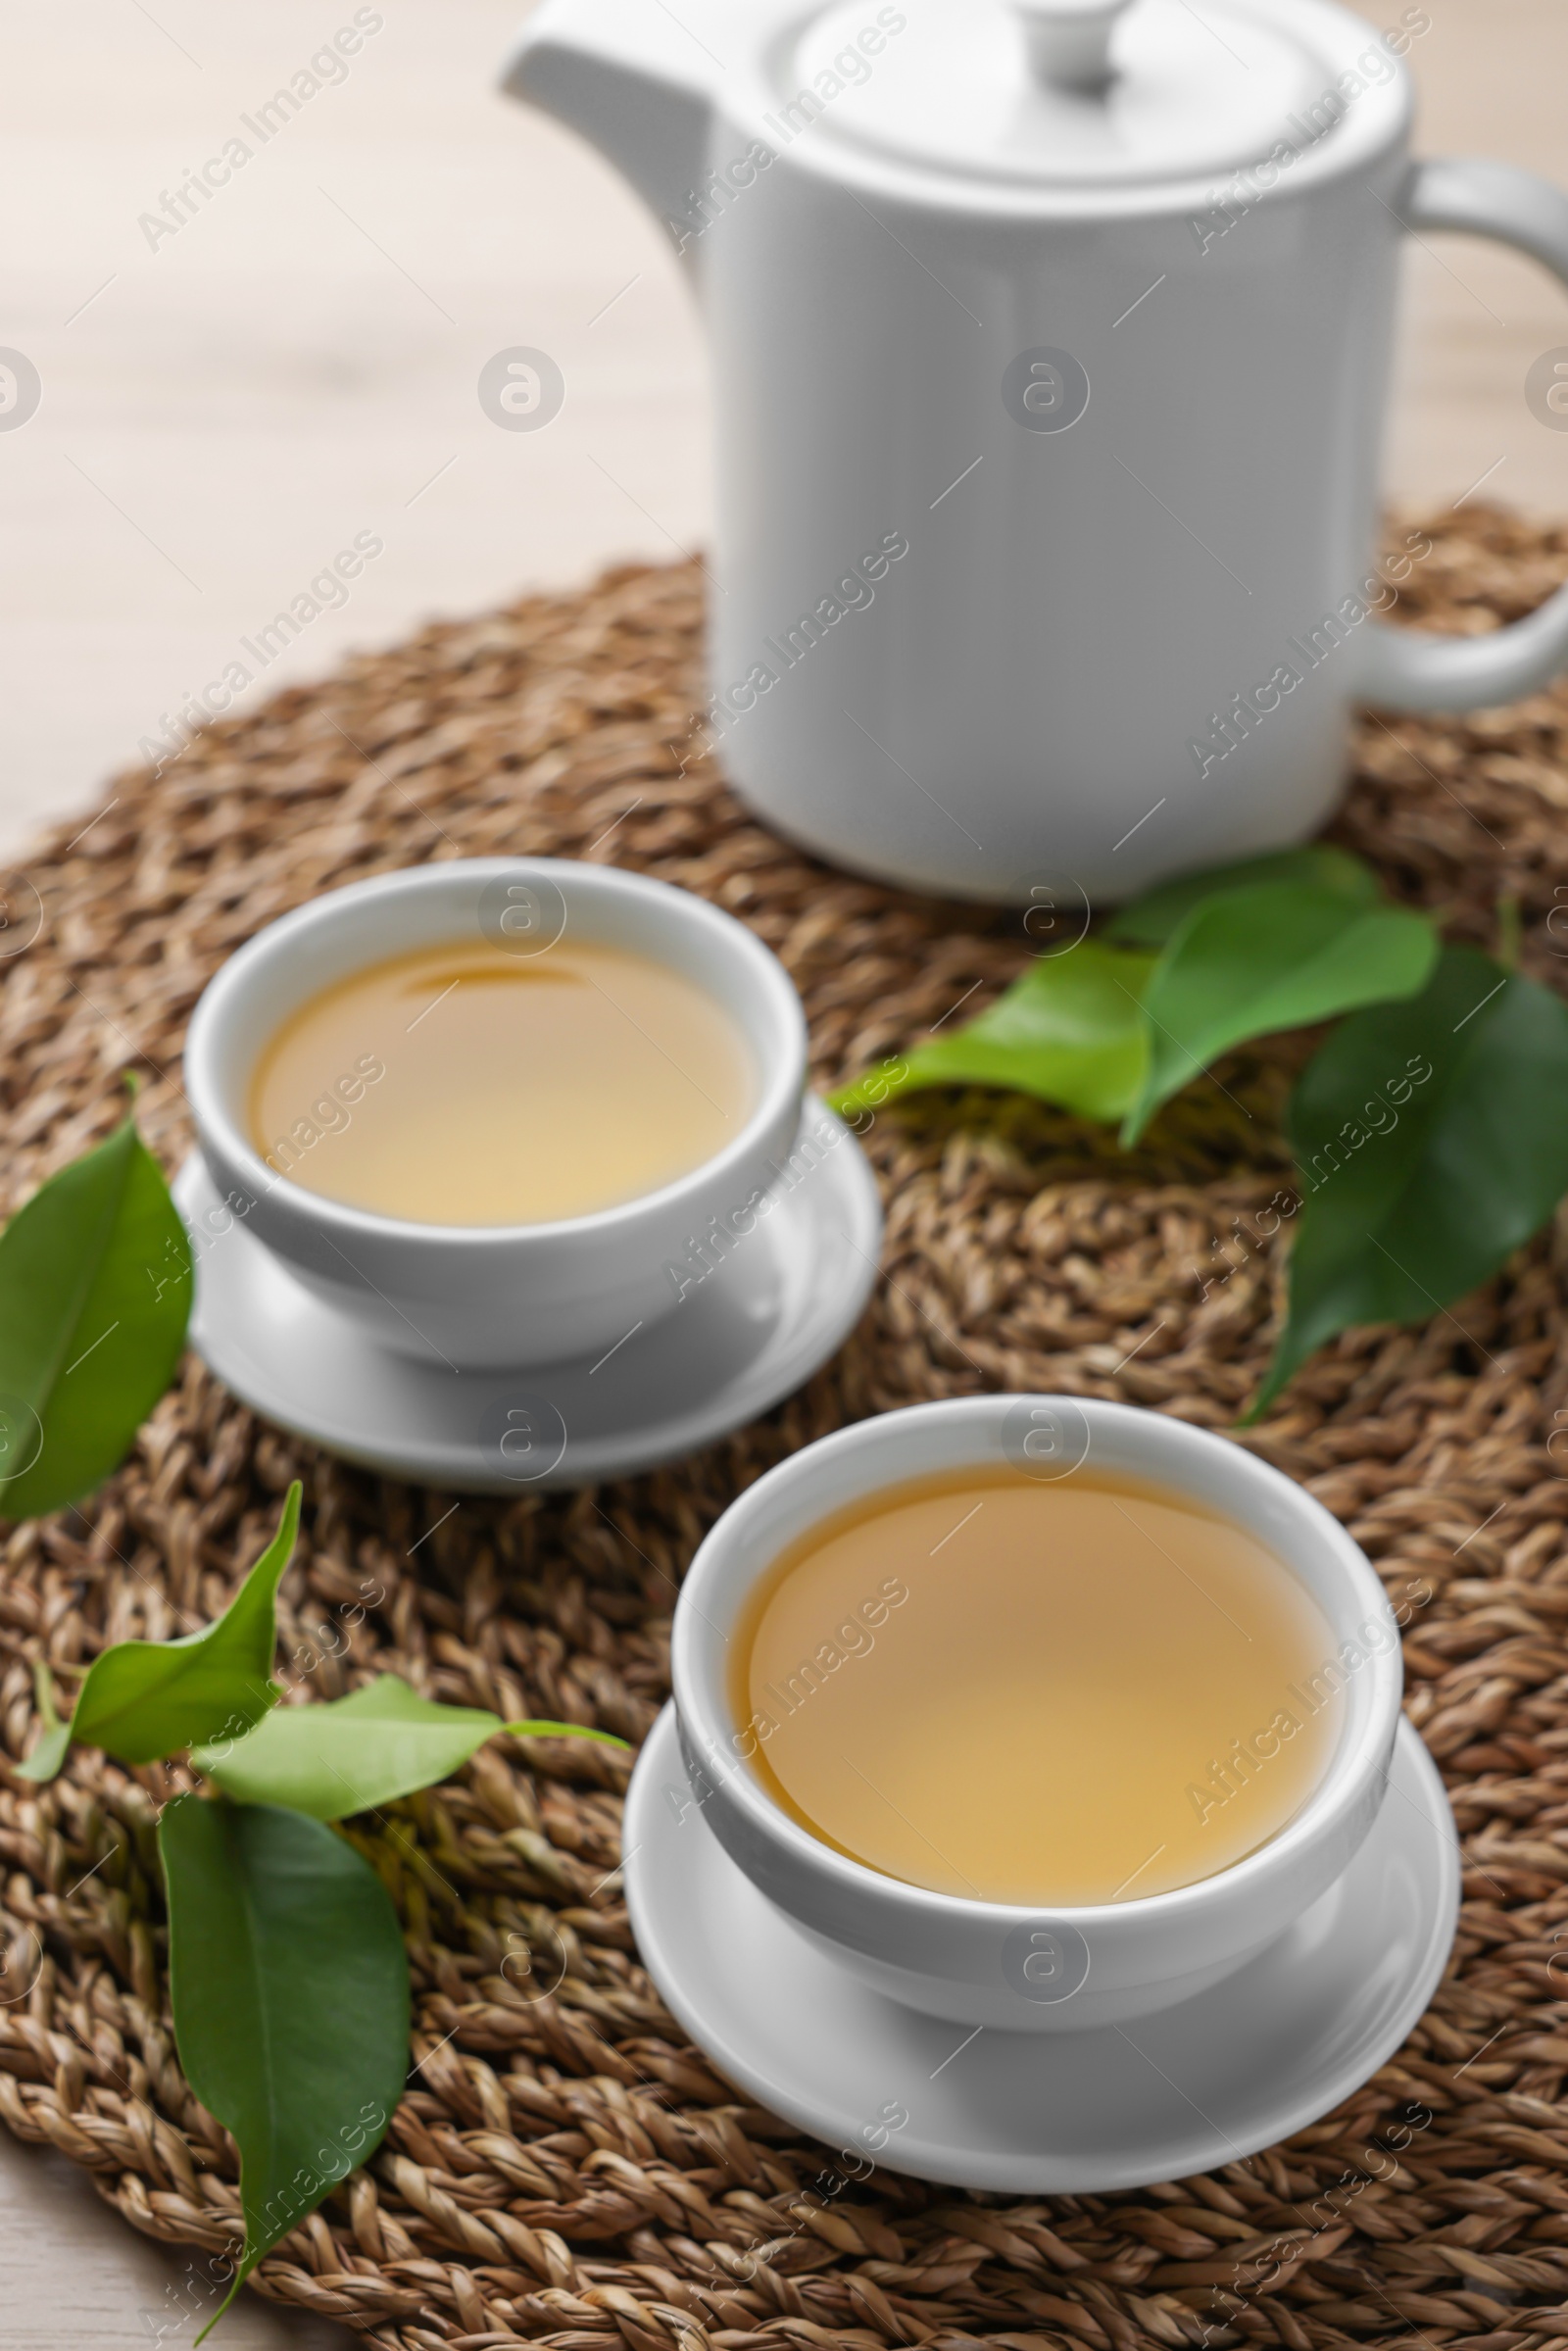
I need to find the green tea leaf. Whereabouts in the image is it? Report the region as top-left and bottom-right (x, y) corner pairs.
(1122, 883), (1437, 1144)
(193, 1671), (627, 1820)
(1250, 947), (1568, 1417)
(160, 1793), (407, 2331)
(0, 1109), (192, 1522)
(194, 1675), (494, 1819)
(828, 940), (1156, 1128)
(1106, 845), (1380, 947)
(19, 1485), (301, 1780)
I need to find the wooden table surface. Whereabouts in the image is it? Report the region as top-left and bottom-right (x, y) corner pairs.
(0, 1), (1566, 2342)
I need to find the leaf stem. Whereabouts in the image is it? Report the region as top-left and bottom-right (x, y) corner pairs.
(17, 1659), (74, 1783)
(1496, 894), (1522, 973)
(32, 1658), (61, 1733)
(504, 1718), (631, 1751)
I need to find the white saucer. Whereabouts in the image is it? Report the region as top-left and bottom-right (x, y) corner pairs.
(623, 1707), (1460, 2192)
(172, 1101), (882, 1491)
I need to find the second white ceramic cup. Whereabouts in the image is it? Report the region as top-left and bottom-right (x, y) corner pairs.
(668, 1396), (1403, 2033)
(184, 857), (808, 1370)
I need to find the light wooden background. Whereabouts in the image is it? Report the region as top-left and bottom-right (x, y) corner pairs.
(0, 1), (1566, 2342)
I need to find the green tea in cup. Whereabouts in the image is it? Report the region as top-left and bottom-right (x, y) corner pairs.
(733, 1467), (1348, 1906)
(249, 937), (753, 1226)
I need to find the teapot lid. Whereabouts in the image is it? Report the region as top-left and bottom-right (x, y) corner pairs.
(782, 0), (1381, 188)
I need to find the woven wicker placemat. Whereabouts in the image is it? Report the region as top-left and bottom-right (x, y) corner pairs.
(5, 511), (1568, 2351)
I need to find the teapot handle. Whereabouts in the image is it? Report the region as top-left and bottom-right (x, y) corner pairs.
(1359, 157), (1568, 712)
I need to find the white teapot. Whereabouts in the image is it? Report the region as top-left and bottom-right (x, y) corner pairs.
(505, 0), (1568, 903)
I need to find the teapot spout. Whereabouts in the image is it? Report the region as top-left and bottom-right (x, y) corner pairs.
(501, 0), (716, 254)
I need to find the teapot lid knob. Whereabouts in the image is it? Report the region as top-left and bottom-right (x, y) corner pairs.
(1012, 0), (1137, 93)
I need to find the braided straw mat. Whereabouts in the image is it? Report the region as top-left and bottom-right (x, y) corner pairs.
(5, 509), (1568, 2351)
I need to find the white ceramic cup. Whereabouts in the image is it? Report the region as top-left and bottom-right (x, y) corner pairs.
(184, 857), (808, 1371)
(669, 1395), (1403, 2033)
